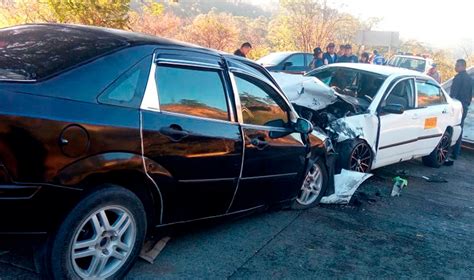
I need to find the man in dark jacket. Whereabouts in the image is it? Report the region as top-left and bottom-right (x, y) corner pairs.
(323, 43), (337, 65)
(450, 59), (473, 159)
(336, 44), (358, 63)
(234, 42), (252, 58)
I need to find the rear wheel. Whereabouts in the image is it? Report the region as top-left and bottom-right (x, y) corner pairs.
(422, 130), (451, 168)
(292, 158), (328, 209)
(41, 185), (147, 280)
(339, 139), (373, 173)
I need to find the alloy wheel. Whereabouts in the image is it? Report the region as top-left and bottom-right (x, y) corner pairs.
(350, 143), (372, 172)
(71, 206), (136, 279)
(436, 134), (450, 164)
(296, 162), (323, 206)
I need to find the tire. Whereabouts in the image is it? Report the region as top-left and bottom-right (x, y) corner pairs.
(422, 130), (452, 168)
(292, 158), (328, 210)
(338, 139), (373, 173)
(40, 185), (147, 280)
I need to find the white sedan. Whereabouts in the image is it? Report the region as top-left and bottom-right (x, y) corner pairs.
(273, 63), (463, 172)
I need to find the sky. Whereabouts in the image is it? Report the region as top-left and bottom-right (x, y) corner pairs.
(250, 0), (473, 51)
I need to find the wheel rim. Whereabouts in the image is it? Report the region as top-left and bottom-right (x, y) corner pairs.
(71, 205), (136, 279)
(349, 143), (372, 173)
(296, 162), (323, 206)
(436, 134), (450, 164)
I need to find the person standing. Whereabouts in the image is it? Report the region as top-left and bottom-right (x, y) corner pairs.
(450, 59), (473, 159)
(323, 43), (338, 65)
(309, 47), (324, 69)
(360, 52), (370, 63)
(337, 44), (346, 57)
(372, 50), (385, 65)
(234, 42), (252, 58)
(427, 63), (441, 83)
(336, 44), (358, 63)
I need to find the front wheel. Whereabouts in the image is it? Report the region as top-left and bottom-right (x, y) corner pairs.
(422, 131), (452, 168)
(292, 158), (328, 209)
(41, 185), (147, 280)
(339, 139), (373, 173)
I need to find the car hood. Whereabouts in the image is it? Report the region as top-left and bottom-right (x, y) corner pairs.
(271, 72), (363, 111)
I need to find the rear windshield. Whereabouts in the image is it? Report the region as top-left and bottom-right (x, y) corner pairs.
(0, 25), (128, 81)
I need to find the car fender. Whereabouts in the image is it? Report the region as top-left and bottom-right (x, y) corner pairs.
(328, 113), (379, 155)
(56, 152), (172, 186)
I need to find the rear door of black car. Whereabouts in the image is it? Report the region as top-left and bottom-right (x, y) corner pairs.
(141, 48), (243, 223)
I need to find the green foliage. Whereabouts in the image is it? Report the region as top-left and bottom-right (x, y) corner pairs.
(46, 0), (131, 28)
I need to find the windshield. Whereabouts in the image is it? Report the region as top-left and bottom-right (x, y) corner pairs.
(308, 67), (387, 107)
(257, 53), (290, 66)
(393, 57), (426, 72)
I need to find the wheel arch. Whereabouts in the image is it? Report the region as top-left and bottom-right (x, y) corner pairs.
(56, 152), (171, 227)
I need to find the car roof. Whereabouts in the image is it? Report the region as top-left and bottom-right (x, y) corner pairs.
(263, 51), (311, 56)
(2, 23), (220, 54)
(392, 54), (431, 61)
(314, 63), (427, 77)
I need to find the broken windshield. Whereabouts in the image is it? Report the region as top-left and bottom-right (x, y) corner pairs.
(308, 67), (387, 105)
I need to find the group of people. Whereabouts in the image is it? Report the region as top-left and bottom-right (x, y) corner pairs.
(309, 43), (385, 69)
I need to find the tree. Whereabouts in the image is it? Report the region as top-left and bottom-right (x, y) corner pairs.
(129, 2), (181, 37)
(1, 0), (132, 29)
(179, 9), (239, 51)
(46, 0), (131, 29)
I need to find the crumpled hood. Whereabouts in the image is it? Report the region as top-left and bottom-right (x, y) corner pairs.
(271, 72), (338, 111)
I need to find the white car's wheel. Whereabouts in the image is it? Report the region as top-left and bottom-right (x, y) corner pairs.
(339, 139), (373, 173)
(422, 130), (452, 168)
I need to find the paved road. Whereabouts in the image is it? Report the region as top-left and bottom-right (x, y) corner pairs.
(1, 152), (473, 279)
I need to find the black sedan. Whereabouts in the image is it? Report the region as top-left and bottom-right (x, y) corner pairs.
(257, 51), (314, 74)
(0, 24), (334, 279)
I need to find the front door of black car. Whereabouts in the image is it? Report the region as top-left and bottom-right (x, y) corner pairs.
(228, 73), (307, 211)
(141, 50), (243, 223)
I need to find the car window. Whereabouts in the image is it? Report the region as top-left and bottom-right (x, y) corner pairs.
(397, 57), (426, 72)
(234, 75), (288, 127)
(416, 81), (446, 107)
(0, 25), (127, 81)
(156, 66), (229, 121)
(285, 54), (305, 67)
(99, 57), (150, 108)
(382, 79), (415, 109)
(305, 54), (314, 66)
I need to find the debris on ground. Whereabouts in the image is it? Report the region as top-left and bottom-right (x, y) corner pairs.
(139, 236), (171, 264)
(444, 159), (454, 166)
(422, 175), (448, 183)
(391, 176), (408, 197)
(321, 169), (373, 204)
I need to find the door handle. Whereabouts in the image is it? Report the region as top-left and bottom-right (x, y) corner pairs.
(442, 108), (448, 114)
(250, 136), (269, 150)
(411, 114), (420, 120)
(160, 124), (189, 142)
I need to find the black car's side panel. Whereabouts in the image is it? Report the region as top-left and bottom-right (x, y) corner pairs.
(141, 111), (243, 223)
(0, 90), (143, 232)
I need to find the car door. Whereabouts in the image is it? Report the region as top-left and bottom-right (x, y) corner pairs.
(281, 53), (307, 74)
(412, 79), (450, 156)
(228, 72), (307, 212)
(375, 78), (419, 167)
(140, 49), (243, 223)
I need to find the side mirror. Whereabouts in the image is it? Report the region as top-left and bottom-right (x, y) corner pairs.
(266, 119), (291, 139)
(381, 104), (405, 114)
(283, 61), (293, 70)
(294, 118), (313, 134)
